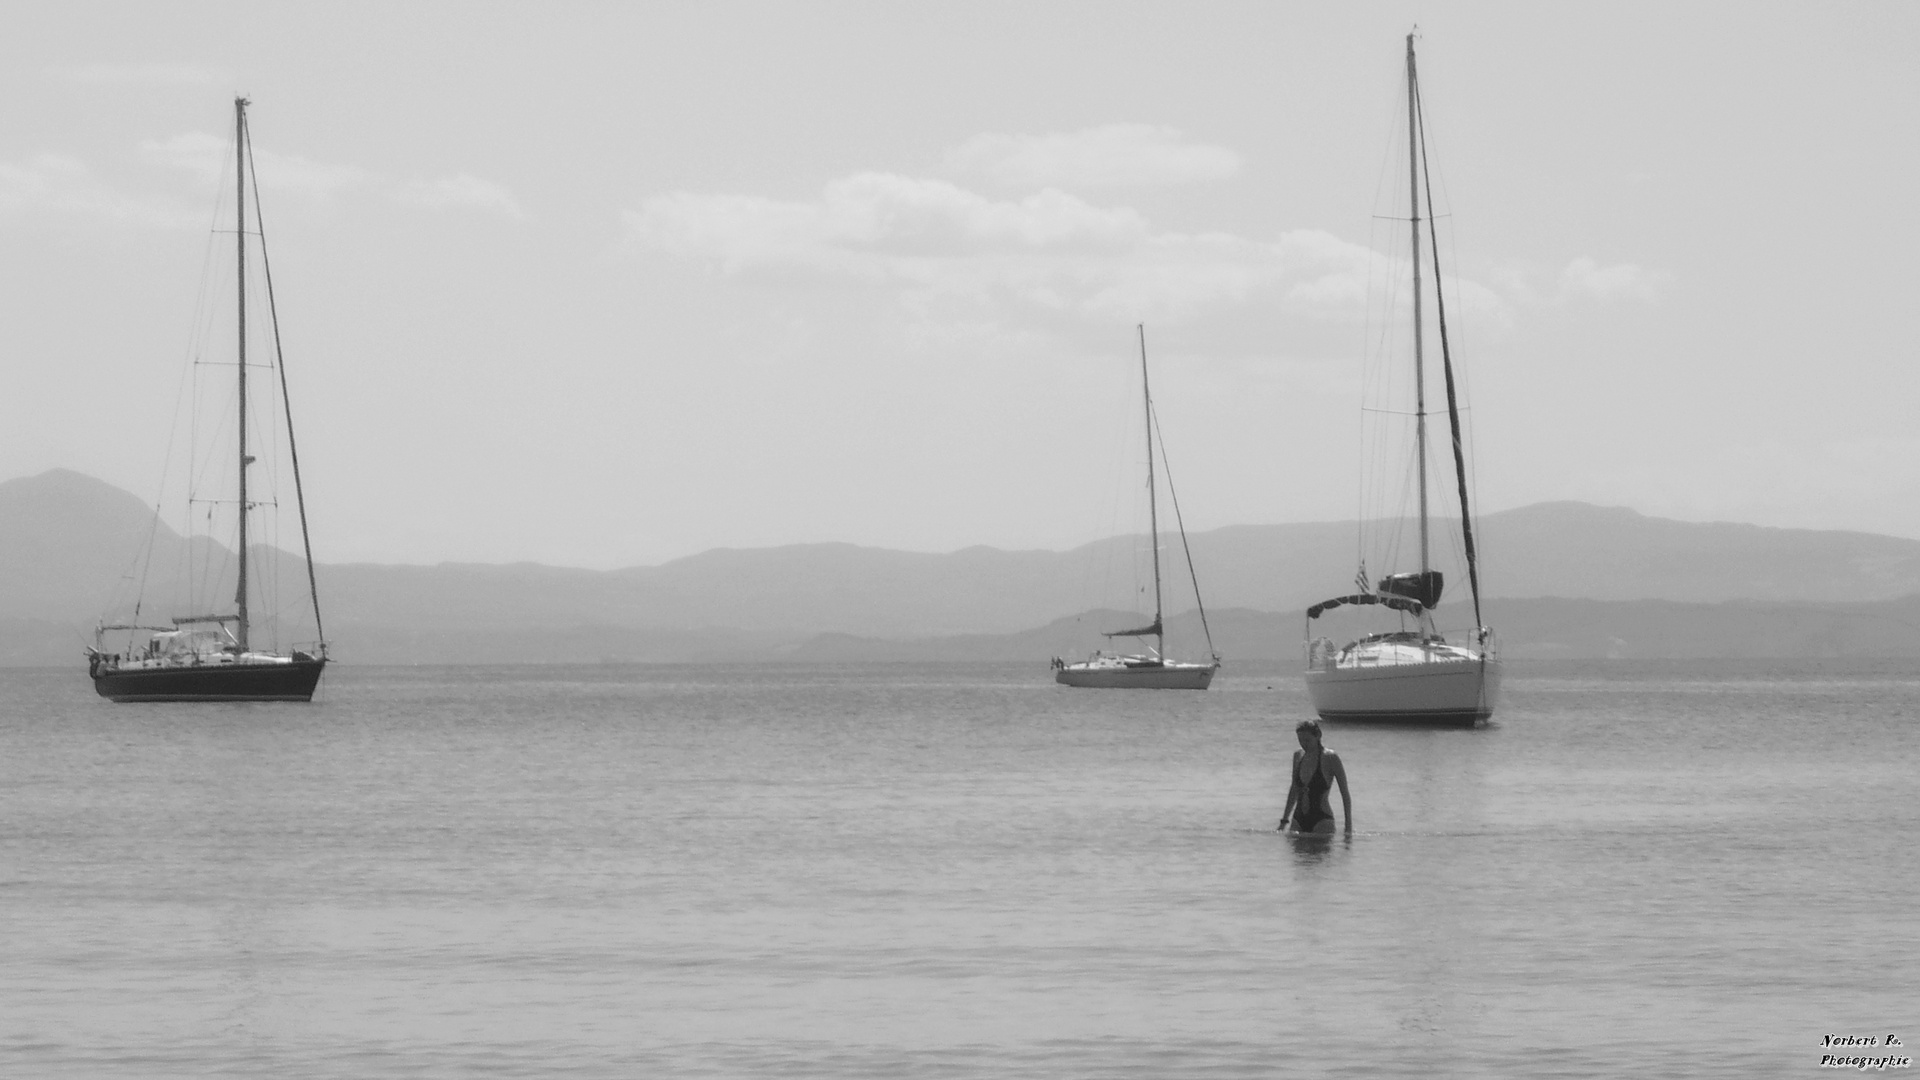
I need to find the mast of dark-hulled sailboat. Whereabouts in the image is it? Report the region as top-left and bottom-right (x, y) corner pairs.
(1406, 34), (1430, 579)
(1139, 324), (1165, 661)
(234, 96), (251, 652)
(246, 112), (327, 658)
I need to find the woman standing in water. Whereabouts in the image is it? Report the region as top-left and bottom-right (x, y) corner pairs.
(1279, 719), (1351, 834)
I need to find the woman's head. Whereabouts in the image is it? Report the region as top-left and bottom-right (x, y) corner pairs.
(1295, 718), (1323, 748)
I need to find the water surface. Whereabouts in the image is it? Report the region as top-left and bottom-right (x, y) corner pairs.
(3, 660), (1913, 1076)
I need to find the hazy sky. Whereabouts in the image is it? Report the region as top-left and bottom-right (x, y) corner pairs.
(2, 2), (1915, 568)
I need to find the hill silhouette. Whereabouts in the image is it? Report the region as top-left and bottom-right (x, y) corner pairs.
(7, 468), (1920, 664)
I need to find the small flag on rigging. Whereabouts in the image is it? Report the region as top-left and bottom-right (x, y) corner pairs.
(1354, 562), (1371, 595)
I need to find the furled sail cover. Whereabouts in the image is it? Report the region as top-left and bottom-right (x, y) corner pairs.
(1104, 618), (1163, 638)
(1306, 594), (1426, 619)
(1377, 570), (1443, 608)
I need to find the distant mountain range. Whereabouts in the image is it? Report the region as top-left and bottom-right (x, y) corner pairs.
(6, 467), (1920, 665)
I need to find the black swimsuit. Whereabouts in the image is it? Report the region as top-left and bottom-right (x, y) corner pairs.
(1293, 751), (1332, 830)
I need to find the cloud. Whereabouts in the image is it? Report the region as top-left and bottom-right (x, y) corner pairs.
(144, 133), (522, 216)
(625, 172), (1504, 328)
(1556, 257), (1672, 302)
(0, 153), (197, 228)
(946, 124), (1242, 188)
(1, 136), (525, 230)
(396, 173), (525, 217)
(1487, 257), (1673, 310)
(1288, 244), (1514, 332)
(50, 63), (228, 86)
(146, 132), (377, 197)
(635, 173), (1150, 266)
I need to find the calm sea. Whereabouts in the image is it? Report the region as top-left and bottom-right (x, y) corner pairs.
(2, 660), (1913, 1077)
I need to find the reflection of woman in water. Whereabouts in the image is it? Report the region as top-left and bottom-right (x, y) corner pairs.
(1279, 719), (1351, 834)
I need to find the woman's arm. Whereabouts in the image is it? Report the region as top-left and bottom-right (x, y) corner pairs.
(1330, 751), (1352, 832)
(1279, 749), (1302, 829)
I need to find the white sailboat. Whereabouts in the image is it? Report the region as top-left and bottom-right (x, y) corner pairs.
(1303, 35), (1501, 724)
(1054, 326), (1220, 690)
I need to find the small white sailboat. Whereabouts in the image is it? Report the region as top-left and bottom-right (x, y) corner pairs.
(1055, 326), (1220, 690)
(1303, 34), (1500, 724)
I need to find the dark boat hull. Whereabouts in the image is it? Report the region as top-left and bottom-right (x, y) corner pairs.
(91, 659), (327, 702)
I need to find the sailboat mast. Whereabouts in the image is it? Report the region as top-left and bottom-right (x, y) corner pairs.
(246, 116), (327, 655)
(233, 96), (250, 652)
(1139, 324), (1164, 659)
(1415, 62), (1486, 631)
(1406, 33), (1430, 576)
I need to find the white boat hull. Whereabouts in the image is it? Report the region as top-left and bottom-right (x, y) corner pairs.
(1305, 654), (1501, 724)
(1056, 659), (1218, 690)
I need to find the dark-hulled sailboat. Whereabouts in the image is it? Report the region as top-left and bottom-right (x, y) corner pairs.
(87, 98), (327, 702)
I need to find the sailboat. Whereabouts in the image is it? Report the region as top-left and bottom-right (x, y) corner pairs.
(1054, 325), (1220, 690)
(86, 98), (328, 702)
(1302, 35), (1501, 725)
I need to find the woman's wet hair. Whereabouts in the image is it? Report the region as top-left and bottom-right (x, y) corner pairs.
(1295, 718), (1322, 735)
